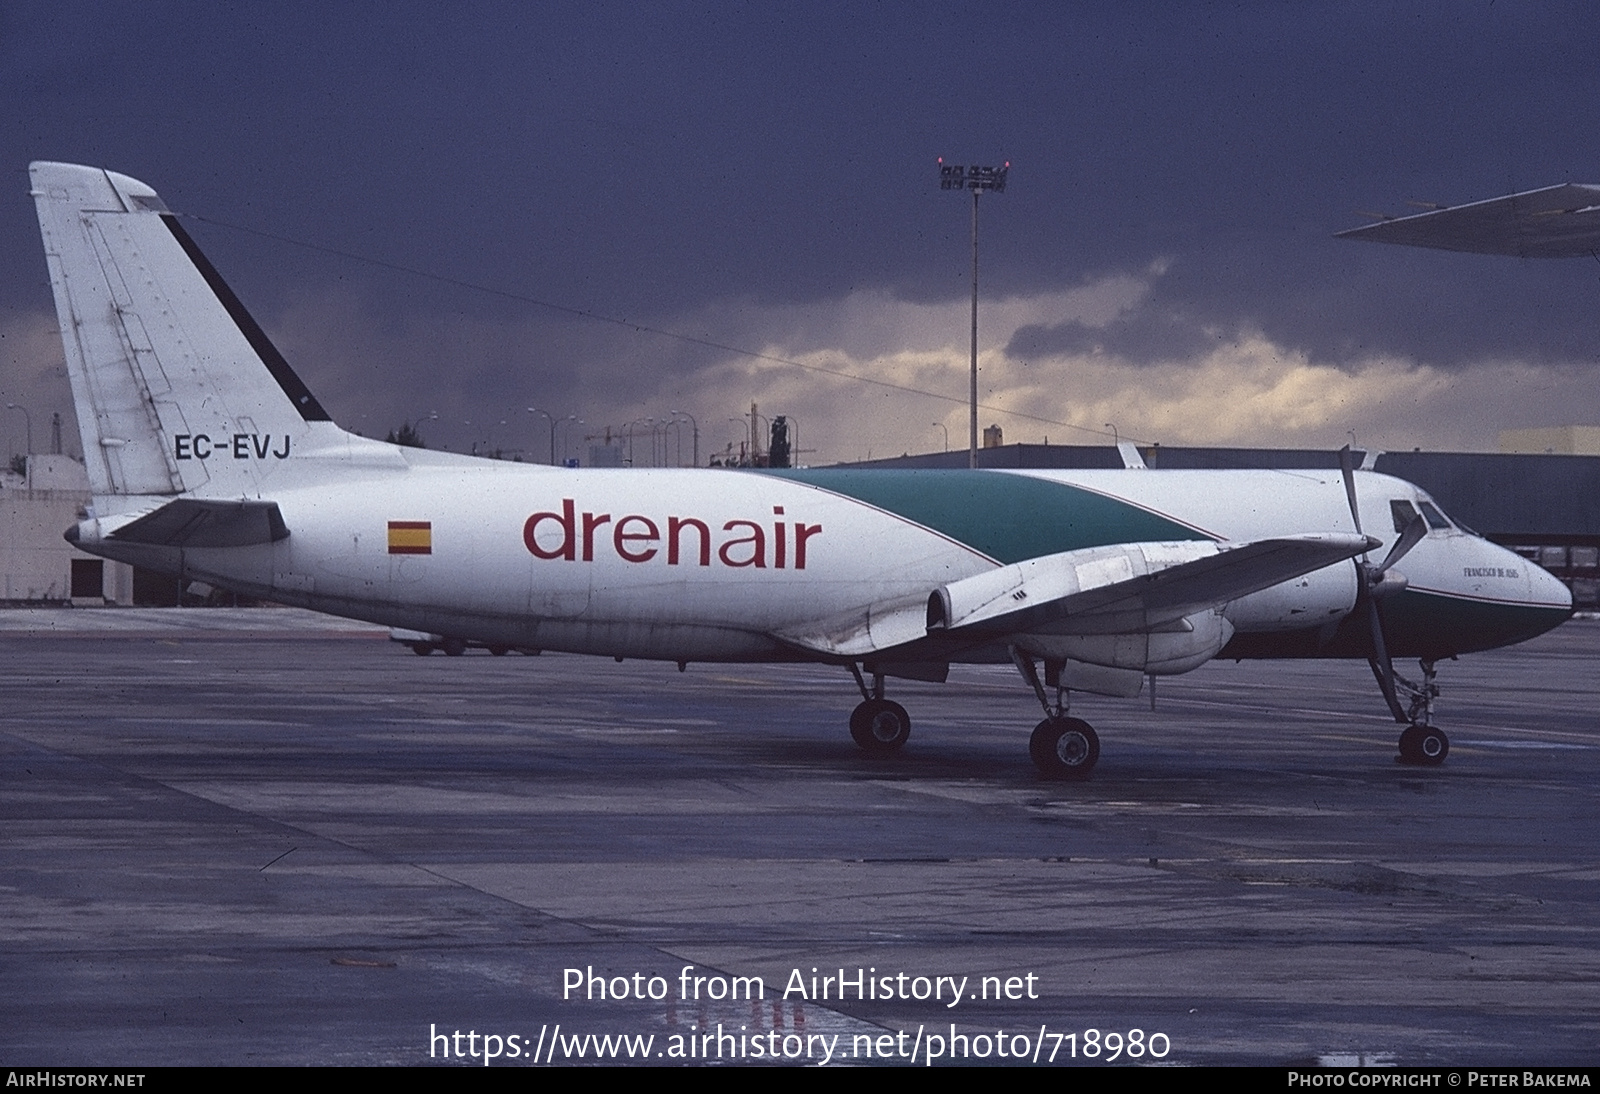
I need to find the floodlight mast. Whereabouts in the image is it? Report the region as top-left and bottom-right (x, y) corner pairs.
(939, 159), (1008, 468)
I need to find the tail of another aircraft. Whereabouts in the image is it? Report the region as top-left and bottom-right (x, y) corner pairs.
(31, 162), (345, 509)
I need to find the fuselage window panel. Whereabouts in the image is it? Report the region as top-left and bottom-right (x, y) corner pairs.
(1390, 499), (1421, 534)
(1418, 500), (1453, 531)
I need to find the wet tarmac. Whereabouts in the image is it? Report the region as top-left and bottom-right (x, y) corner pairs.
(2, 609), (1597, 1066)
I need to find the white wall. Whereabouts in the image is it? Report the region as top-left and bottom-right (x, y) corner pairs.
(0, 457), (133, 604)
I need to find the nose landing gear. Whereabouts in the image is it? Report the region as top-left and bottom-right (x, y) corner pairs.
(1398, 723), (1449, 764)
(1390, 659), (1448, 766)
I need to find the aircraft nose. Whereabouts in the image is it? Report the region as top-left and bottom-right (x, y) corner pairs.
(1447, 539), (1575, 651)
(1525, 553), (1575, 615)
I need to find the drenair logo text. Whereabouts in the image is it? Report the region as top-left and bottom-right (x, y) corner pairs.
(524, 500), (821, 569)
(174, 433), (291, 460)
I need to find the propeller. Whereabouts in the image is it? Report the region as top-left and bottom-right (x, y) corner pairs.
(1339, 445), (1426, 723)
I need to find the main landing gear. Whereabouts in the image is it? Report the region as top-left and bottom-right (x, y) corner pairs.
(1012, 648), (1100, 780)
(1390, 659), (1448, 766)
(838, 645), (1449, 776)
(846, 664), (911, 754)
(842, 654), (1103, 778)
(1028, 716), (1100, 780)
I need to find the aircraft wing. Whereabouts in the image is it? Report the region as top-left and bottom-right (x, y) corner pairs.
(96, 498), (290, 548)
(777, 533), (1375, 659)
(1336, 183), (1600, 258)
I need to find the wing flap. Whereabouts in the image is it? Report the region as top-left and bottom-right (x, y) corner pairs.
(775, 592), (929, 659)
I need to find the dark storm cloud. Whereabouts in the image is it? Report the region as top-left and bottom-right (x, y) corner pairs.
(1130, 239), (1600, 370)
(4, 0), (1600, 433)
(1007, 308), (1225, 365)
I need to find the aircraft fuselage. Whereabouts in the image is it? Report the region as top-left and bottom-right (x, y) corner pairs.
(73, 456), (1571, 667)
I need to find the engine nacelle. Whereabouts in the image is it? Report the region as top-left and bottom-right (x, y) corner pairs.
(1014, 608), (1234, 675)
(927, 540), (1221, 634)
(1225, 560), (1357, 632)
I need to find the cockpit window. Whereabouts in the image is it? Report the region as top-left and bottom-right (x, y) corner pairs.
(1418, 500), (1453, 531)
(1390, 499), (1420, 534)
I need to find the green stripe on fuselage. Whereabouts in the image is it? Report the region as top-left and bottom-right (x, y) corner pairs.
(762, 469), (1210, 563)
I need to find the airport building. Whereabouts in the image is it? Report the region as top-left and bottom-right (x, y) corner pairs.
(0, 454), (133, 605)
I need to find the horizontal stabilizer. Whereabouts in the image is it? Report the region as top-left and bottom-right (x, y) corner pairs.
(102, 498), (290, 548)
(1336, 183), (1600, 258)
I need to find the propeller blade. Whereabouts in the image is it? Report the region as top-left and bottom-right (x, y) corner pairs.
(1342, 444), (1406, 722)
(1372, 513), (1427, 579)
(1366, 601), (1407, 723)
(1338, 445), (1364, 538)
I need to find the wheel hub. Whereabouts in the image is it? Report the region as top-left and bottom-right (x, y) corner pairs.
(1055, 731), (1091, 766)
(870, 712), (904, 743)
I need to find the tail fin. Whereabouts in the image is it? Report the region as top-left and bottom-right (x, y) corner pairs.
(31, 162), (336, 503)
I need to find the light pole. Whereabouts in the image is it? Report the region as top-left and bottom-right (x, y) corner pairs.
(671, 410), (699, 468)
(665, 419), (684, 467)
(651, 419), (668, 468)
(939, 159), (1009, 468)
(527, 407), (555, 464)
(749, 408), (771, 464)
(624, 417), (654, 467)
(555, 416), (582, 466)
(933, 422), (949, 452)
(5, 403), (32, 456)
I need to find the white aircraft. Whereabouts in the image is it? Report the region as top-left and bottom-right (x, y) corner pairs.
(29, 162), (1574, 778)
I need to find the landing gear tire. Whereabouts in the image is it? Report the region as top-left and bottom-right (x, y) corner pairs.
(440, 637), (468, 657)
(488, 646), (509, 656)
(410, 643), (434, 656)
(849, 699), (911, 754)
(1397, 724), (1449, 766)
(1030, 717), (1100, 780)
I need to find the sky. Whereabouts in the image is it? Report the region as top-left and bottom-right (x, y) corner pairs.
(3, 1), (1599, 465)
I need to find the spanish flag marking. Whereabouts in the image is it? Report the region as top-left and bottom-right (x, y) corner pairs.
(387, 520), (432, 555)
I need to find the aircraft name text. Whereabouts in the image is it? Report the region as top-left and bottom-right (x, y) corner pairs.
(525, 500), (821, 569)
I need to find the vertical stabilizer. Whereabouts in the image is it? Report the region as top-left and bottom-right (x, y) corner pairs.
(30, 162), (334, 502)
